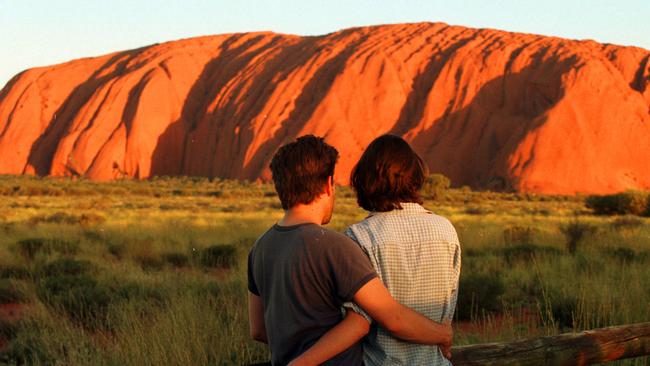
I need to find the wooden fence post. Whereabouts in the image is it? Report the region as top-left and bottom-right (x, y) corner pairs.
(451, 322), (650, 365)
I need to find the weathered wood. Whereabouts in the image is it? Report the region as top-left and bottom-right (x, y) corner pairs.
(451, 322), (650, 366)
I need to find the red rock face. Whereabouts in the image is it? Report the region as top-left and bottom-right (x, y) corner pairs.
(1, 23), (649, 194)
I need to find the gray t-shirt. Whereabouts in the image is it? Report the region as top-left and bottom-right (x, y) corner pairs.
(248, 223), (377, 366)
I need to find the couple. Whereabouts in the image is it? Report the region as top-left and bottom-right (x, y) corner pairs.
(247, 134), (461, 365)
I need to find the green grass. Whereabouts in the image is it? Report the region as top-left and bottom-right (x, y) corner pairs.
(0, 175), (648, 365)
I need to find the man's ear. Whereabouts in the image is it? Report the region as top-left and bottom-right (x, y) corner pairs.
(324, 176), (334, 197)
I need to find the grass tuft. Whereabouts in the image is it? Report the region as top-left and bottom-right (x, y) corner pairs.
(199, 245), (237, 268)
(456, 271), (504, 321)
(40, 258), (94, 277)
(0, 279), (29, 304)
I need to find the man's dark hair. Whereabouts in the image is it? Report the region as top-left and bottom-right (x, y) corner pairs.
(351, 134), (428, 212)
(270, 135), (339, 210)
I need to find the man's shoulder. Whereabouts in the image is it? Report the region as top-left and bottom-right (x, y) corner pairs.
(301, 225), (358, 249)
(249, 225), (279, 256)
(255, 224), (358, 252)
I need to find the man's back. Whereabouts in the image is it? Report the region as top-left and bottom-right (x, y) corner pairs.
(248, 223), (377, 365)
(346, 203), (461, 366)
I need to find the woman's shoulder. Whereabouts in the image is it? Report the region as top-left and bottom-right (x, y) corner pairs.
(347, 209), (458, 244)
(423, 213), (459, 243)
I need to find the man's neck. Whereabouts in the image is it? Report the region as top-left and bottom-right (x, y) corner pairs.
(278, 204), (323, 227)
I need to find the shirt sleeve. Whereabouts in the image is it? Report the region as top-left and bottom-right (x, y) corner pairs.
(327, 235), (377, 303)
(247, 249), (260, 296)
(342, 226), (376, 323)
(342, 301), (373, 324)
(447, 228), (462, 321)
(345, 226), (372, 259)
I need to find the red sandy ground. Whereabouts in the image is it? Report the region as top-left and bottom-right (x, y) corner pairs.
(0, 303), (26, 351)
(455, 307), (542, 339)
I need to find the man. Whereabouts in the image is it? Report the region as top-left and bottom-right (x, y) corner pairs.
(247, 135), (452, 365)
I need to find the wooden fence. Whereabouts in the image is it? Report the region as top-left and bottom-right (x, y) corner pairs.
(451, 322), (650, 365)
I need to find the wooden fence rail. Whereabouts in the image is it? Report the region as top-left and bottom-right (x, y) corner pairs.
(451, 322), (650, 365)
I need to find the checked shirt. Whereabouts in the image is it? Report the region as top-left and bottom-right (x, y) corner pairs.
(344, 203), (461, 366)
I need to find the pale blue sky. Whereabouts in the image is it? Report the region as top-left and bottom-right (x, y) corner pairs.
(1, 0), (649, 88)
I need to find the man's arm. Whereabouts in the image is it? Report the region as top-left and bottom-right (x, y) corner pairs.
(287, 310), (369, 366)
(248, 291), (268, 343)
(288, 277), (452, 366)
(354, 277), (452, 346)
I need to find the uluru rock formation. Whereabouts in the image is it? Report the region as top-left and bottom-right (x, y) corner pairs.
(1, 23), (649, 194)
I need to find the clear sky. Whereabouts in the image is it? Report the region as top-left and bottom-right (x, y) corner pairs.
(1, 0), (649, 88)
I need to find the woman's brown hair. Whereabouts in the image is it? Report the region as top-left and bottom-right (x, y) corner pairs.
(351, 134), (428, 212)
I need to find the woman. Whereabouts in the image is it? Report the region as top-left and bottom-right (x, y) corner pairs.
(290, 134), (461, 366)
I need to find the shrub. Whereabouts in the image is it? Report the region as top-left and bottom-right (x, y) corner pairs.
(575, 253), (605, 274)
(456, 271), (504, 321)
(1, 222), (16, 234)
(40, 258), (94, 277)
(26, 212), (105, 227)
(159, 204), (178, 211)
(134, 253), (164, 271)
(83, 229), (104, 243)
(79, 213), (106, 226)
(610, 215), (644, 231)
(639, 250), (650, 263)
(502, 226), (538, 246)
(16, 238), (50, 260)
(585, 191), (648, 216)
(607, 247), (637, 263)
(0, 280), (28, 304)
(464, 206), (485, 215)
(37, 275), (113, 329)
(520, 277), (544, 299)
(115, 282), (167, 306)
(0, 265), (31, 280)
(49, 238), (80, 256)
(107, 243), (126, 258)
(559, 218), (597, 255)
(500, 244), (561, 264)
(421, 174), (451, 200)
(1, 328), (53, 365)
(550, 295), (578, 329)
(16, 237), (80, 259)
(196, 281), (222, 298)
(462, 248), (483, 257)
(162, 252), (189, 268)
(0, 317), (18, 340)
(200, 245), (237, 268)
(28, 212), (79, 225)
(129, 186), (153, 196)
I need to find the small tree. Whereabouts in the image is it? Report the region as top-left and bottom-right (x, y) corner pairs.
(559, 216), (597, 255)
(421, 173), (451, 200)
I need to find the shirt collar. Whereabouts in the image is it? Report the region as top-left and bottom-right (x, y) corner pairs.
(368, 202), (430, 217)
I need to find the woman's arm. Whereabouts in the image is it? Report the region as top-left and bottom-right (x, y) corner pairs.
(288, 310), (370, 366)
